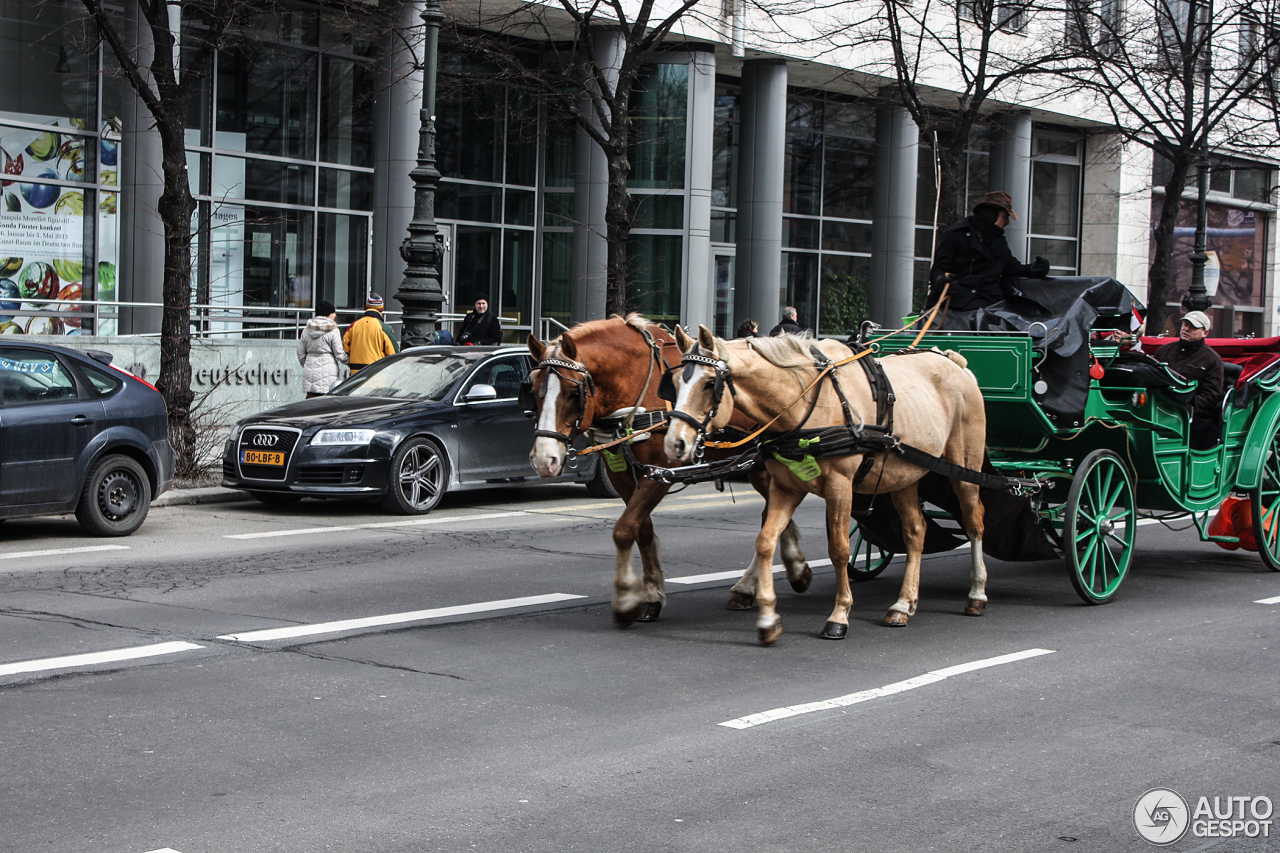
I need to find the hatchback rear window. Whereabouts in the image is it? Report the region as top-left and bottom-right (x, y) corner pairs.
(79, 362), (124, 397)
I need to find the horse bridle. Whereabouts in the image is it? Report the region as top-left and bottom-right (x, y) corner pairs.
(521, 356), (597, 448)
(659, 349), (736, 460)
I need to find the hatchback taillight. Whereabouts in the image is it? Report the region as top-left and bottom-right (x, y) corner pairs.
(109, 363), (161, 393)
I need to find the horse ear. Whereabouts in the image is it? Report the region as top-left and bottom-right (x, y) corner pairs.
(560, 334), (578, 360)
(698, 324), (718, 354)
(528, 334), (546, 361)
(674, 325), (694, 351)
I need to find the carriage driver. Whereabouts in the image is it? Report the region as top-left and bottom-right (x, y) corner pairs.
(1155, 310), (1225, 450)
(926, 191), (1051, 312)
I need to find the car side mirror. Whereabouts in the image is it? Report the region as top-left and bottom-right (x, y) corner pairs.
(464, 384), (498, 402)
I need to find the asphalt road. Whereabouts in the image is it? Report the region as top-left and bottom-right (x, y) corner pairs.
(1, 482), (1278, 853)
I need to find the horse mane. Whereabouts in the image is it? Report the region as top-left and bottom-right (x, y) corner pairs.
(734, 333), (831, 370)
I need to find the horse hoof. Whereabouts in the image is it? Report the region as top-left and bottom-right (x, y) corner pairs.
(965, 599), (986, 617)
(819, 621), (847, 639)
(725, 591), (756, 610)
(788, 565), (813, 594)
(758, 621), (783, 645)
(636, 602), (662, 622)
(882, 611), (909, 627)
(613, 606), (641, 628)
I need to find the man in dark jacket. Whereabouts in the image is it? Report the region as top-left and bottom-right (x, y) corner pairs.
(927, 191), (1051, 312)
(1155, 310), (1225, 450)
(456, 294), (502, 345)
(769, 307), (803, 336)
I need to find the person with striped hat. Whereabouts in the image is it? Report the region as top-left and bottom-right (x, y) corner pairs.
(343, 293), (397, 372)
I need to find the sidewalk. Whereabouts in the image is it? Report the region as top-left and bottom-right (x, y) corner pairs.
(153, 485), (251, 508)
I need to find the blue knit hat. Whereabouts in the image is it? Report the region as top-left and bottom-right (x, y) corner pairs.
(366, 293), (384, 311)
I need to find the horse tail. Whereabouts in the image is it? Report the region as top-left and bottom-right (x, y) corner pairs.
(940, 348), (968, 369)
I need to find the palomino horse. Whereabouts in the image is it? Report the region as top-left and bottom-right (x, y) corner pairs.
(664, 325), (990, 645)
(526, 315), (812, 625)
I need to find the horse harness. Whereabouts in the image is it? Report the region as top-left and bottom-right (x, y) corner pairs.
(666, 342), (1038, 495)
(521, 325), (680, 459)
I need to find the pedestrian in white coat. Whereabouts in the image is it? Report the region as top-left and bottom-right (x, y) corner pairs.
(297, 300), (348, 397)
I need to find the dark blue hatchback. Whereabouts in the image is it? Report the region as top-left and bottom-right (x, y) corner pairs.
(0, 341), (174, 535)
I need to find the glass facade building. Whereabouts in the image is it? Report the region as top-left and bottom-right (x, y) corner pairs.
(0, 2), (1272, 343)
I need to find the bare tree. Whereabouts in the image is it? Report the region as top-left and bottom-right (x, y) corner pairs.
(809, 0), (1091, 233)
(445, 0), (708, 316)
(77, 0), (400, 474)
(1064, 0), (1280, 330)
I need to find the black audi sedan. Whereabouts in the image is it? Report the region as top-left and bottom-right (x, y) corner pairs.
(221, 345), (610, 514)
(0, 341), (173, 536)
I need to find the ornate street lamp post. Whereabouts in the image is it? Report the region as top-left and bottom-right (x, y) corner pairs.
(395, 0), (446, 347)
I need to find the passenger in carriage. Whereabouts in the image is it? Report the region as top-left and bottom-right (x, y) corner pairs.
(926, 191), (1051, 312)
(1155, 311), (1225, 450)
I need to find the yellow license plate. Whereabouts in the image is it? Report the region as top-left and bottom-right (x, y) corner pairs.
(242, 450), (285, 466)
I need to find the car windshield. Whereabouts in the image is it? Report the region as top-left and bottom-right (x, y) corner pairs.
(329, 352), (480, 401)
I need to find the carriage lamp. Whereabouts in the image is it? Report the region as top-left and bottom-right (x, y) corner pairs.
(1131, 391), (1148, 408)
(311, 429), (376, 446)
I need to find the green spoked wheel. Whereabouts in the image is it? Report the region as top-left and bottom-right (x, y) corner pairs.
(848, 519), (893, 582)
(1064, 450), (1136, 604)
(1249, 427), (1280, 571)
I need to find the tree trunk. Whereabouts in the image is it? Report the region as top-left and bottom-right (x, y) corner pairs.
(153, 106), (198, 475)
(1147, 158), (1192, 336)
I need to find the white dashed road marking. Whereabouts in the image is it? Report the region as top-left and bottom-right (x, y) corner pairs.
(1255, 595), (1280, 604)
(0, 544), (130, 561)
(0, 641), (203, 677)
(669, 559), (836, 585)
(719, 648), (1056, 729)
(218, 593), (588, 642)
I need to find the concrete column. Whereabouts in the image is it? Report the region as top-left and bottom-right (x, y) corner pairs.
(869, 104), (919, 326)
(118, 1), (164, 334)
(571, 30), (623, 323)
(988, 112), (1033, 259)
(683, 46), (716, 330)
(372, 1), (425, 314)
(1080, 134), (1153, 305)
(733, 59), (787, 328)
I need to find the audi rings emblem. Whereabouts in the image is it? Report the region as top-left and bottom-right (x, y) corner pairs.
(251, 433), (280, 447)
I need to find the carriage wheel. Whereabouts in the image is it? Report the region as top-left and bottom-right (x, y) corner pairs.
(848, 519), (893, 582)
(1249, 427), (1280, 571)
(1064, 449), (1136, 604)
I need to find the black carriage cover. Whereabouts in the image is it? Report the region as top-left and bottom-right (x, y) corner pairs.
(936, 276), (1141, 427)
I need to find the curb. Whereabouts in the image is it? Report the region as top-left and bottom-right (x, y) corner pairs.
(153, 486), (252, 508)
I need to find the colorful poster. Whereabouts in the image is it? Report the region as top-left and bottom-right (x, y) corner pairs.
(0, 113), (117, 335)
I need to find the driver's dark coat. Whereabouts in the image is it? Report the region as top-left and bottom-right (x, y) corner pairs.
(928, 215), (1040, 311)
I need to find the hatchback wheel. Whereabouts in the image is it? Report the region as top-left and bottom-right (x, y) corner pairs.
(76, 454), (152, 537)
(380, 438), (448, 514)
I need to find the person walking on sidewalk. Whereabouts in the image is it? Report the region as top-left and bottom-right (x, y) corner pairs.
(344, 293), (397, 372)
(297, 299), (348, 397)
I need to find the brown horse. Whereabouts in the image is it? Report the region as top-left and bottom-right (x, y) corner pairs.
(526, 315), (812, 625)
(664, 325), (990, 645)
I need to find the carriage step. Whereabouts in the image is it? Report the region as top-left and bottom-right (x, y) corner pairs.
(1205, 535), (1240, 543)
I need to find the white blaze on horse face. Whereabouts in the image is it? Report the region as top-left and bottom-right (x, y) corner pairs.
(531, 373), (566, 477)
(666, 365), (711, 463)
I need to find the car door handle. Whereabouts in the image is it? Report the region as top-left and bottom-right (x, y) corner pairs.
(70, 415), (95, 426)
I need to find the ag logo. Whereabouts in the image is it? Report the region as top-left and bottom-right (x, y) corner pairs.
(1135, 788), (1190, 845)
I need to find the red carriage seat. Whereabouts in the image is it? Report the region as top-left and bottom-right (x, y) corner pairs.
(1140, 336), (1280, 389)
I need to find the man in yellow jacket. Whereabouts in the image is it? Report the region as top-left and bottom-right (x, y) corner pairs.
(343, 293), (397, 371)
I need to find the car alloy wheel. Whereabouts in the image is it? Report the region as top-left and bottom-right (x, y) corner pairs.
(380, 437), (448, 515)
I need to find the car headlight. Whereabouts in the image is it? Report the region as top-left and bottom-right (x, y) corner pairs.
(311, 428), (376, 446)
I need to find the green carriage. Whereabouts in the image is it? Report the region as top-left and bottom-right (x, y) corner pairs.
(851, 299), (1280, 604)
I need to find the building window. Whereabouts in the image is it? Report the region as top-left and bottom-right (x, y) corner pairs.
(1028, 130), (1083, 275)
(1150, 153), (1274, 336)
(0, 3), (118, 336)
(914, 127), (991, 311)
(781, 93), (876, 336)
